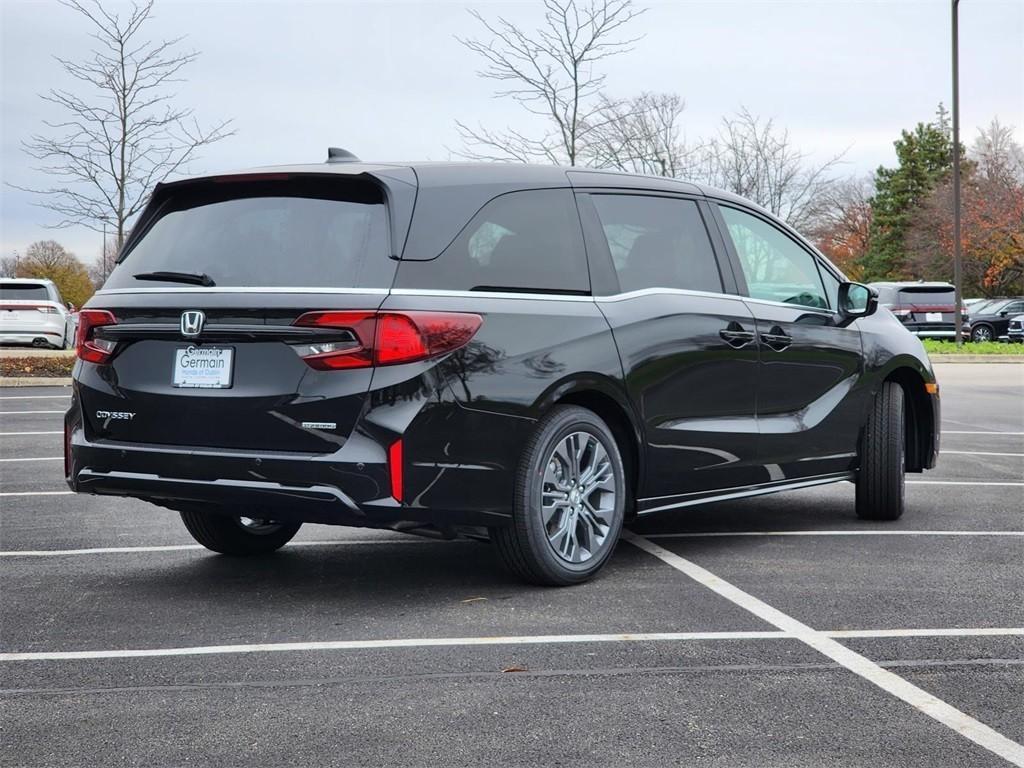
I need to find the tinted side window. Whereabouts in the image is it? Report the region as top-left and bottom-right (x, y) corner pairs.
(720, 205), (828, 309)
(396, 189), (588, 293)
(818, 266), (841, 311)
(589, 195), (722, 294)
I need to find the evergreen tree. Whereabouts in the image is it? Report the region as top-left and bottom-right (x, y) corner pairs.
(860, 109), (957, 280)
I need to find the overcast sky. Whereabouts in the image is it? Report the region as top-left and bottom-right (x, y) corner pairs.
(2, 0), (1022, 264)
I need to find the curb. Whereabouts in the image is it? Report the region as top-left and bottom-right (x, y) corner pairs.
(0, 377), (73, 387)
(929, 356), (1024, 363)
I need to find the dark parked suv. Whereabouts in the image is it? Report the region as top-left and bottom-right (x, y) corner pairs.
(964, 297), (1024, 342)
(66, 155), (940, 585)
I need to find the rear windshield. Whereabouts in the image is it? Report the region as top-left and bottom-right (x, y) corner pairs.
(105, 178), (392, 290)
(895, 288), (955, 306)
(0, 283), (50, 301)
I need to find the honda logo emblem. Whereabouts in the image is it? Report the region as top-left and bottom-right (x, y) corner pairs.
(180, 310), (205, 338)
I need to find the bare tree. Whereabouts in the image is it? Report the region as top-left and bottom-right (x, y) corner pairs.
(455, 0), (644, 166)
(0, 254), (20, 278)
(584, 92), (698, 176)
(807, 176), (874, 278)
(88, 235), (121, 289)
(970, 118), (1024, 187)
(694, 108), (846, 230)
(17, 0), (233, 248)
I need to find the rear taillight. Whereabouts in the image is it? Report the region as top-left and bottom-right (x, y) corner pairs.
(75, 309), (118, 364)
(291, 311), (482, 370)
(892, 309), (912, 317)
(36, 306), (61, 314)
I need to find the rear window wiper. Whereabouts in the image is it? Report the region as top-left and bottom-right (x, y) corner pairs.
(133, 271), (216, 287)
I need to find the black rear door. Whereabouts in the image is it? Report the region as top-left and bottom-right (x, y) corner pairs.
(77, 173), (408, 453)
(713, 203), (866, 481)
(578, 191), (762, 507)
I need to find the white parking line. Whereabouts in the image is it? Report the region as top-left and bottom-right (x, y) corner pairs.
(907, 480), (1024, 487)
(943, 450), (1024, 457)
(944, 430), (1024, 435)
(0, 410), (65, 415)
(622, 532), (1024, 767)
(644, 530), (1024, 539)
(1, 627), (1021, 663)
(0, 431), (62, 436)
(0, 456), (62, 463)
(0, 539), (469, 557)
(829, 627), (1024, 639)
(2, 531), (1019, 557)
(0, 632), (789, 662)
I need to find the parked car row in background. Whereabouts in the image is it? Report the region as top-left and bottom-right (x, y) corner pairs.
(1, 274), (1021, 351)
(869, 281), (1024, 343)
(0, 277), (78, 349)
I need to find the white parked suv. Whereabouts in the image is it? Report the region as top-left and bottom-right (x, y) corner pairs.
(0, 278), (75, 349)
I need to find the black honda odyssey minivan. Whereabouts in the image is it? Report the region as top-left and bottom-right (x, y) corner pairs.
(67, 153), (940, 585)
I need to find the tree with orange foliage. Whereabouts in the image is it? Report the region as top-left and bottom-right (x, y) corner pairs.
(905, 121), (1024, 297)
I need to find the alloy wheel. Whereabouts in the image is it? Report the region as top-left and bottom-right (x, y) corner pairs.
(540, 431), (618, 564)
(972, 326), (993, 342)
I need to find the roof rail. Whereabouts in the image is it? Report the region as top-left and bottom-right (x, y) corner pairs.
(326, 147), (360, 164)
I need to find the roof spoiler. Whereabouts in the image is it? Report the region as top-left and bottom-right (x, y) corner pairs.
(327, 147), (360, 164)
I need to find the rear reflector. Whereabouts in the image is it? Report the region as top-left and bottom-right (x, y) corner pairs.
(388, 439), (403, 502)
(75, 310), (118, 364)
(292, 311), (482, 370)
(64, 420), (71, 478)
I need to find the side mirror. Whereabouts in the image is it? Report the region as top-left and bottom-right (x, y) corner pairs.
(1000, 310), (1008, 317)
(837, 282), (877, 323)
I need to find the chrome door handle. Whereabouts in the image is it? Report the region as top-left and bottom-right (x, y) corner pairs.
(720, 327), (756, 349)
(760, 326), (792, 351)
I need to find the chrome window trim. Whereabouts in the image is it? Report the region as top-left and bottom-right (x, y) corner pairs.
(594, 286), (744, 304)
(95, 287), (391, 296)
(390, 288), (595, 302)
(739, 295), (836, 315)
(94, 285), (839, 314)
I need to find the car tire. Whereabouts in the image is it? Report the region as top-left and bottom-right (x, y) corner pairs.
(855, 381), (905, 521)
(180, 509), (301, 555)
(491, 405), (626, 586)
(970, 324), (994, 342)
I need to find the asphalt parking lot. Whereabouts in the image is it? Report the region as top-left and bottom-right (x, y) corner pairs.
(1, 363), (1022, 767)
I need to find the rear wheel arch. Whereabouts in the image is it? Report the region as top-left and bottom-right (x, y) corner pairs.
(882, 366), (934, 473)
(546, 387), (642, 514)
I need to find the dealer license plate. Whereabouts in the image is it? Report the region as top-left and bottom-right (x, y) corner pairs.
(173, 346), (233, 388)
(925, 312), (943, 322)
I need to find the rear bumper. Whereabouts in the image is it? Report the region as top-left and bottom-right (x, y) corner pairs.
(0, 329), (65, 345)
(65, 426), (511, 531)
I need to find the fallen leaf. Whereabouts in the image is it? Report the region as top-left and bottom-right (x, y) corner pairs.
(502, 666), (527, 673)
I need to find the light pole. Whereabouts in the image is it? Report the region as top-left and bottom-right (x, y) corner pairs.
(951, 0), (964, 347)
